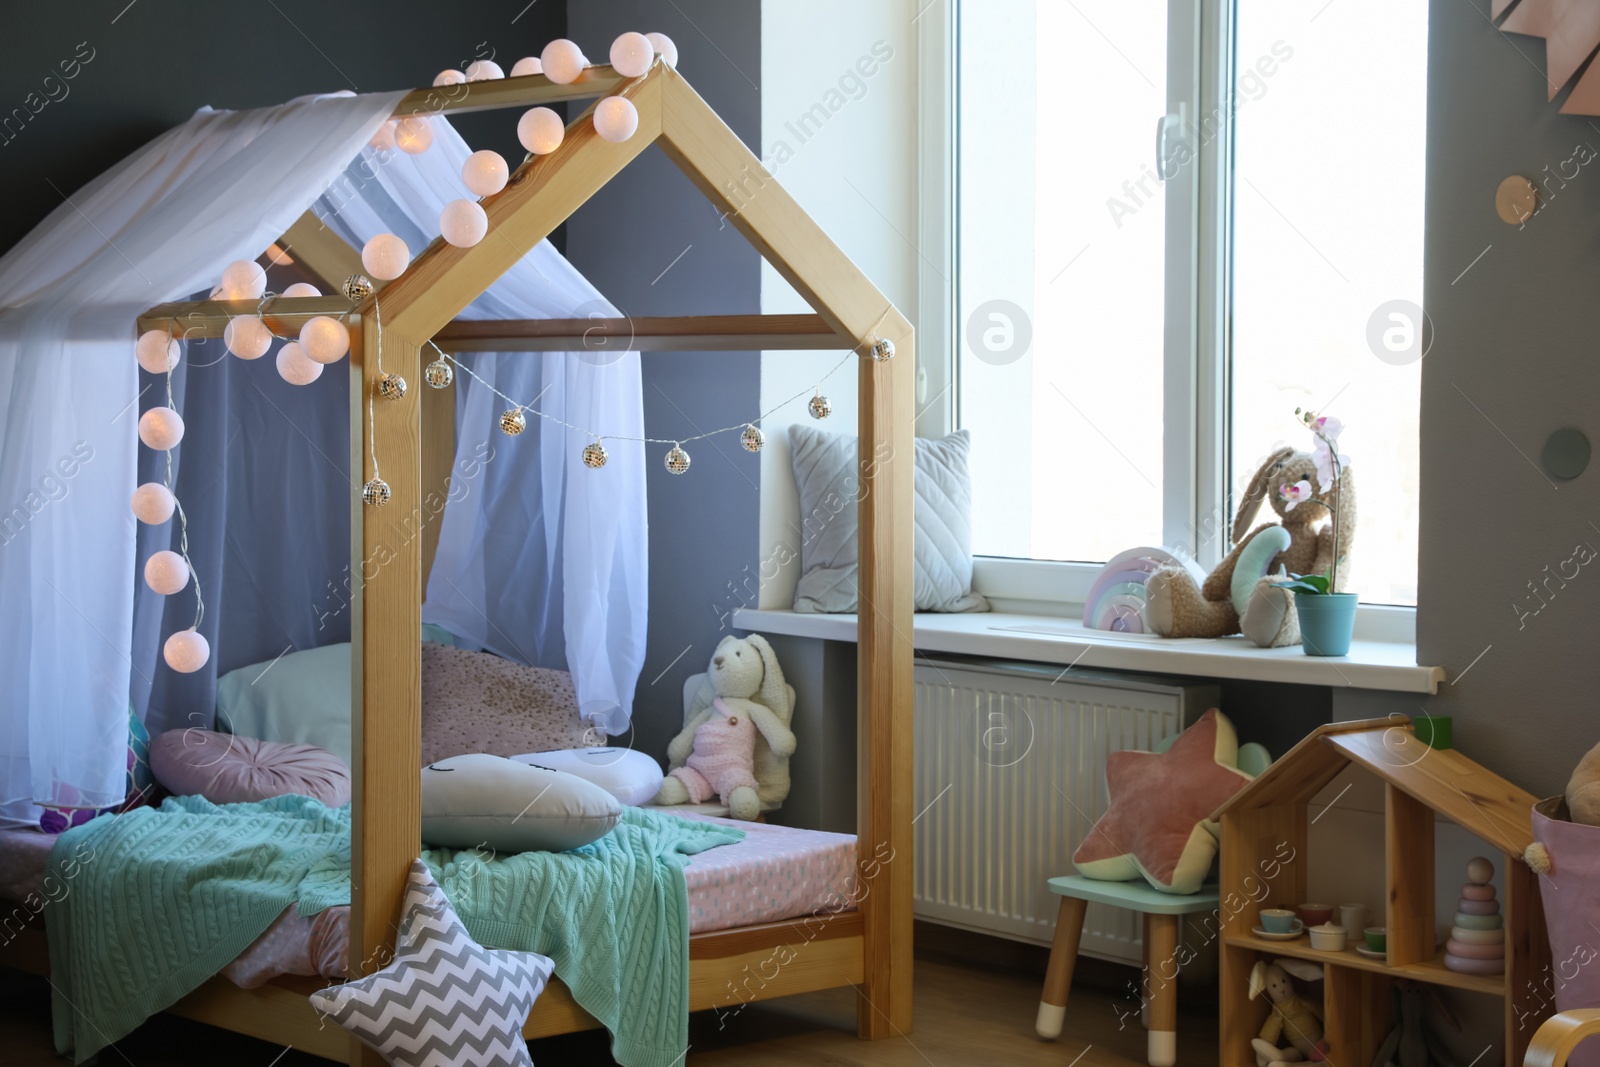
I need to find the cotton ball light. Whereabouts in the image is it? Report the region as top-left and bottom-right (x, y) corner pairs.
(361, 233), (411, 281)
(223, 316), (272, 360)
(540, 39), (586, 85)
(138, 406), (185, 450)
(282, 282), (320, 298)
(462, 150), (509, 196)
(394, 115), (434, 154)
(465, 59), (504, 81)
(264, 243), (294, 267)
(299, 316), (350, 364)
(135, 330), (179, 374)
(369, 121), (398, 152)
(510, 56), (542, 77)
(276, 341), (323, 385)
(130, 482), (175, 524)
(610, 32), (654, 77)
(439, 200), (488, 248)
(164, 630), (210, 673)
(433, 68), (466, 87)
(646, 32), (678, 68)
(594, 97), (639, 143)
(517, 107), (564, 155)
(144, 550), (190, 595)
(218, 259), (267, 300)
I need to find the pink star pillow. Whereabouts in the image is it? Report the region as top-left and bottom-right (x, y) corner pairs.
(1073, 709), (1255, 895)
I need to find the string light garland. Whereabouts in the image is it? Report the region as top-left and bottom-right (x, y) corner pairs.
(362, 293), (391, 506)
(423, 339), (859, 474)
(130, 325), (208, 673)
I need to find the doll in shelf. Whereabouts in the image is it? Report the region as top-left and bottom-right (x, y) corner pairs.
(1248, 958), (1328, 1066)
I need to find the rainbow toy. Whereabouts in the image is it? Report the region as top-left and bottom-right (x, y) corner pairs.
(1082, 547), (1206, 633)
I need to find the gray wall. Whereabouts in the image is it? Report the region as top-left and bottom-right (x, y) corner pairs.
(565, 1), (763, 765)
(0, 2), (560, 252)
(1390, 1), (1600, 799)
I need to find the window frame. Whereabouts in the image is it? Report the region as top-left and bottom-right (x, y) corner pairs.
(923, 0), (1413, 640)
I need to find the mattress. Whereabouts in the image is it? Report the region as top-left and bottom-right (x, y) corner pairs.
(0, 813), (857, 988)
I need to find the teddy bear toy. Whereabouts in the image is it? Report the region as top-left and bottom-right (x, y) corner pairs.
(1145, 444), (1357, 648)
(1249, 958), (1328, 1066)
(656, 634), (795, 821)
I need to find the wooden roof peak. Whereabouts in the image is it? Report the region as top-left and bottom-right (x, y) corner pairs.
(1214, 716), (1538, 855)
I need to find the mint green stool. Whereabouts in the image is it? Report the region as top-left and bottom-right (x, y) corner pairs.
(1036, 875), (1219, 1067)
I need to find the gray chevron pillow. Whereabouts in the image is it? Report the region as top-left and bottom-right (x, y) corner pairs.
(308, 860), (552, 1067)
(788, 425), (989, 614)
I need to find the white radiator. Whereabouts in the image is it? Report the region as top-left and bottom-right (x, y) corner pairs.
(912, 658), (1218, 964)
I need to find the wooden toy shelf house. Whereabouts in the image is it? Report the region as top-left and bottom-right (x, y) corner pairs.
(1214, 718), (1549, 1067)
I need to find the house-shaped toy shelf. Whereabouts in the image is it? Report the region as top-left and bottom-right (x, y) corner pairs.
(1214, 717), (1549, 1067)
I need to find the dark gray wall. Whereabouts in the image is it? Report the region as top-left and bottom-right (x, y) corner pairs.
(565, 1), (763, 764)
(1390, 1), (1600, 798)
(0, 1), (562, 252)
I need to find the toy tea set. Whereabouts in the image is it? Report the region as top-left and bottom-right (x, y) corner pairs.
(1251, 856), (1504, 974)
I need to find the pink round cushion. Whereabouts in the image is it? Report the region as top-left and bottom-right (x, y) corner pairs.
(150, 729), (351, 807)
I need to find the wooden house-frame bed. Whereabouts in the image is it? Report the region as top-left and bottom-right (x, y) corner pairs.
(4, 61), (913, 1065)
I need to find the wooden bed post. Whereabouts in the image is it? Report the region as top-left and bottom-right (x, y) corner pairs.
(348, 313), (425, 1067)
(654, 66), (918, 1037)
(854, 323), (917, 1038)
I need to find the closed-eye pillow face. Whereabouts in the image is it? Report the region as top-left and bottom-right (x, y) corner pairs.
(421, 753), (622, 854)
(511, 747), (664, 807)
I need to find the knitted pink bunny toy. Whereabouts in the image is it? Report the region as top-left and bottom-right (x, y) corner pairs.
(666, 699), (761, 816)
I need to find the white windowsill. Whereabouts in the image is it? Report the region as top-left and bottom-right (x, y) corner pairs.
(730, 608), (1443, 695)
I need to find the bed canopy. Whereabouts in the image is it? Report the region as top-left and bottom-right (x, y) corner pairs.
(0, 90), (647, 827)
(1, 54), (913, 1062)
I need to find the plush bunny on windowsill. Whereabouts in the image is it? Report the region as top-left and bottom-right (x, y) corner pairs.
(655, 634), (795, 821)
(1145, 445), (1357, 648)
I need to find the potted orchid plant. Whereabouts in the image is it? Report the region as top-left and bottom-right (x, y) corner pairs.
(1272, 409), (1356, 656)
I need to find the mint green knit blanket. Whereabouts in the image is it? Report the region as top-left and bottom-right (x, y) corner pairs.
(46, 795), (742, 1067)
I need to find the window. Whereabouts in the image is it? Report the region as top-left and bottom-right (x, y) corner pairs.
(943, 0), (1426, 606)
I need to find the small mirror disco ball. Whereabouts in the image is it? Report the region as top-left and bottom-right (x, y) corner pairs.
(424, 359), (454, 389)
(362, 478), (391, 507)
(808, 394), (832, 420)
(664, 445), (691, 474)
(740, 424), (764, 452)
(342, 274), (374, 301)
(500, 408), (527, 436)
(377, 373), (407, 401)
(582, 441), (609, 469)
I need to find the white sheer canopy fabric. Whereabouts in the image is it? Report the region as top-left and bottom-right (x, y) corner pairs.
(0, 92), (402, 825)
(0, 90), (649, 825)
(311, 118), (648, 735)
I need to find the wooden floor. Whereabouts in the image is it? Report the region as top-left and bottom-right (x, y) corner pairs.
(1, 940), (1217, 1066)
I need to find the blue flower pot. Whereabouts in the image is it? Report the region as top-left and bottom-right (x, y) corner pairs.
(1294, 592), (1358, 656)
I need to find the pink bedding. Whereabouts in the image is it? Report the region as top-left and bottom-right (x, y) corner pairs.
(0, 813), (857, 988)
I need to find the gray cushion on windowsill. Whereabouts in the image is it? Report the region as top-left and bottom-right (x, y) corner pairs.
(788, 425), (989, 614)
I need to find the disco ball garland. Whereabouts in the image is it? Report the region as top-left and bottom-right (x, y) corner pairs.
(418, 337), (874, 477)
